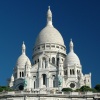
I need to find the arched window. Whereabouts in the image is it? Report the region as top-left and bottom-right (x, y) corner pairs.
(64, 70), (67, 75)
(53, 80), (55, 87)
(20, 72), (21, 77)
(52, 57), (55, 64)
(34, 81), (35, 89)
(70, 69), (72, 75)
(77, 70), (80, 75)
(77, 70), (78, 75)
(53, 75), (55, 87)
(49, 58), (50, 62)
(72, 69), (75, 75)
(35, 60), (36, 64)
(22, 72), (24, 77)
(64, 71), (66, 75)
(42, 57), (46, 68)
(42, 74), (46, 85)
(57, 58), (59, 66)
(66, 70), (67, 75)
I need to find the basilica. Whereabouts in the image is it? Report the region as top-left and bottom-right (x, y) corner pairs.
(8, 6), (91, 92)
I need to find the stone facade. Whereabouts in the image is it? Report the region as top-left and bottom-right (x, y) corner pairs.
(8, 6), (91, 92)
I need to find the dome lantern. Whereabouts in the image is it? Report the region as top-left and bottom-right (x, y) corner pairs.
(22, 41), (26, 55)
(70, 39), (74, 52)
(47, 6), (53, 27)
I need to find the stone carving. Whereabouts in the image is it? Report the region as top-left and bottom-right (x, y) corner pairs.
(24, 79), (27, 87)
(58, 75), (62, 86)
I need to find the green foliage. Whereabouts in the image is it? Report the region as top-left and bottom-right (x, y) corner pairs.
(0, 87), (3, 92)
(94, 84), (100, 92)
(79, 86), (92, 92)
(74, 85), (97, 92)
(74, 89), (80, 92)
(62, 88), (73, 92)
(0, 86), (13, 92)
(91, 88), (97, 92)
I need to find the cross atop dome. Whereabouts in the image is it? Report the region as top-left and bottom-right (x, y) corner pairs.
(47, 6), (53, 27)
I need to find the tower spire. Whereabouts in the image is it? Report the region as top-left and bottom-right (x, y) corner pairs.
(47, 6), (53, 26)
(69, 39), (74, 52)
(22, 41), (26, 54)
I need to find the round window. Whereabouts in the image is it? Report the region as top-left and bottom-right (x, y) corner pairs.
(70, 83), (75, 88)
(19, 85), (24, 90)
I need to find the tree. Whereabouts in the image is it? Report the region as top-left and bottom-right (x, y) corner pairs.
(94, 84), (100, 92)
(74, 89), (80, 92)
(0, 87), (3, 92)
(79, 86), (92, 92)
(0, 86), (13, 92)
(62, 88), (73, 92)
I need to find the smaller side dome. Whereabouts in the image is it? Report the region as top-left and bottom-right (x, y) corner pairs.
(66, 52), (80, 66)
(16, 42), (31, 68)
(17, 55), (31, 67)
(26, 59), (31, 66)
(65, 39), (80, 66)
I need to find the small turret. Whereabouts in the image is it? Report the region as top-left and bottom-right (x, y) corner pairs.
(11, 74), (14, 81)
(9, 74), (14, 88)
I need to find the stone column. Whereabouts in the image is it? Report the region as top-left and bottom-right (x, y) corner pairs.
(39, 76), (42, 88)
(50, 77), (53, 88)
(47, 78), (49, 88)
(40, 59), (42, 68)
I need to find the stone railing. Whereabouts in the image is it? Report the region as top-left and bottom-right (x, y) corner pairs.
(0, 91), (100, 96)
(0, 91), (100, 100)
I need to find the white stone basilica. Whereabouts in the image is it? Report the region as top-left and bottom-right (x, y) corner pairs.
(8, 6), (91, 92)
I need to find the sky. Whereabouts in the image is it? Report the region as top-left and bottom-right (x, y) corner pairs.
(0, 0), (100, 88)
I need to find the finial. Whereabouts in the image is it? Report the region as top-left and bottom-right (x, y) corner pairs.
(47, 6), (53, 26)
(69, 38), (74, 52)
(48, 6), (50, 9)
(22, 41), (26, 54)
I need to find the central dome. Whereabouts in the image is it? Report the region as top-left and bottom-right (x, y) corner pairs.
(35, 6), (65, 47)
(35, 26), (64, 46)
(66, 52), (80, 66)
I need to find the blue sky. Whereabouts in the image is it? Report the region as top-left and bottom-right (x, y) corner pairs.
(0, 0), (100, 88)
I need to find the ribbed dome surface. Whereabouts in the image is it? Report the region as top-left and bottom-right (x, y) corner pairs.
(35, 26), (64, 46)
(66, 51), (80, 66)
(17, 54), (31, 67)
